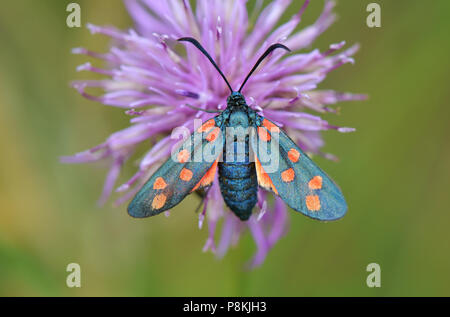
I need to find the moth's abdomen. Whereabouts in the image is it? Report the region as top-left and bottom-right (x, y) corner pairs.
(218, 139), (257, 221)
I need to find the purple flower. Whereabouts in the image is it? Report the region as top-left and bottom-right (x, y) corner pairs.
(62, 0), (365, 268)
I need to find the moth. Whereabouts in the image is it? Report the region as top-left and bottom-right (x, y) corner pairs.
(128, 37), (347, 221)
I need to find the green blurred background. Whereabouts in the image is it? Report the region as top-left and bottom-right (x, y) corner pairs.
(1, 0), (449, 296)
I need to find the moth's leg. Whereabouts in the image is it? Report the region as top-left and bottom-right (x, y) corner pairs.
(193, 186), (213, 214)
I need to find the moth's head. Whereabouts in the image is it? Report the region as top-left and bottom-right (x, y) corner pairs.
(227, 92), (246, 107)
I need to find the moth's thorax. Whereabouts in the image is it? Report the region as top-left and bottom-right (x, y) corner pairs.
(226, 92), (247, 110)
(220, 92), (259, 128)
(228, 111), (249, 128)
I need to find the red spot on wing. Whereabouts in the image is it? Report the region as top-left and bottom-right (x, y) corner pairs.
(153, 177), (167, 190)
(306, 195), (321, 211)
(263, 119), (280, 133)
(191, 158), (219, 192)
(152, 194), (167, 210)
(281, 168), (295, 183)
(206, 127), (221, 142)
(197, 119), (215, 133)
(308, 176), (323, 190)
(180, 168), (193, 182)
(254, 155), (278, 195)
(288, 148), (300, 163)
(258, 127), (271, 142)
(177, 149), (190, 163)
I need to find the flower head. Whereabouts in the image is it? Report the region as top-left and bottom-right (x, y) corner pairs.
(62, 0), (365, 268)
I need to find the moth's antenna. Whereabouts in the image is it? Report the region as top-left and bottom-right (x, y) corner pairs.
(238, 43), (291, 93)
(178, 37), (233, 93)
(185, 104), (223, 113)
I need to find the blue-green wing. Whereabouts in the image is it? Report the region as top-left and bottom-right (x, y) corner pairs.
(128, 118), (223, 218)
(251, 117), (347, 221)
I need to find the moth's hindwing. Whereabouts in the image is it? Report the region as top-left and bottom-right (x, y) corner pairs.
(251, 117), (347, 221)
(128, 118), (223, 218)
